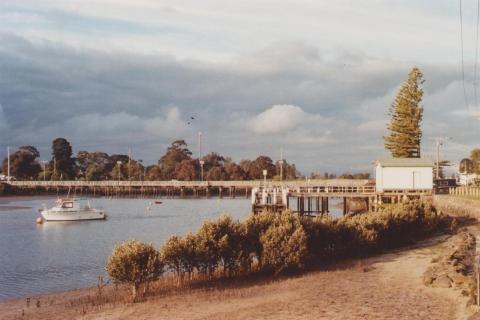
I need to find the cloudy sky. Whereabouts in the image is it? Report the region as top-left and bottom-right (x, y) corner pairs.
(0, 0), (479, 174)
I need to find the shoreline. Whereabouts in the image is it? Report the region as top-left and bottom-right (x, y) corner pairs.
(0, 232), (474, 320)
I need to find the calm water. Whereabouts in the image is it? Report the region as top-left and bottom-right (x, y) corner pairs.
(0, 196), (251, 300)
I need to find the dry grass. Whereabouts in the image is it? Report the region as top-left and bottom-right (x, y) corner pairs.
(434, 195), (480, 219)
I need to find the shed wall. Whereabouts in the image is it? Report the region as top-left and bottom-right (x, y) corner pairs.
(375, 165), (432, 191)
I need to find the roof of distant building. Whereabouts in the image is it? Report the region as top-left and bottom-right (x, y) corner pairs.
(375, 158), (434, 167)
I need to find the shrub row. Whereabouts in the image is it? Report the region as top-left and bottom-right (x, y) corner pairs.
(106, 200), (445, 300)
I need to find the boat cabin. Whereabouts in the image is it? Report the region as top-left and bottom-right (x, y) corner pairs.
(375, 158), (434, 192)
(55, 199), (80, 210)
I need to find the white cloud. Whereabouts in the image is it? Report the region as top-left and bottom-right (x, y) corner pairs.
(144, 107), (189, 137)
(250, 104), (323, 134)
(0, 0), (465, 63)
(356, 120), (386, 134)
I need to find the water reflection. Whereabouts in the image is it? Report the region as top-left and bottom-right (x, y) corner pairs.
(0, 197), (251, 300)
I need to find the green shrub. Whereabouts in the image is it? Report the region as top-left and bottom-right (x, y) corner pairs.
(243, 211), (276, 269)
(162, 233), (198, 281)
(106, 240), (163, 300)
(195, 214), (245, 277)
(260, 211), (308, 274)
(161, 235), (184, 277)
(107, 200), (446, 295)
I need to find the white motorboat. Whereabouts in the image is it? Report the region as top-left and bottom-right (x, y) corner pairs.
(40, 198), (106, 221)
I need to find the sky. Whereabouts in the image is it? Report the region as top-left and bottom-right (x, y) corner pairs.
(0, 0), (479, 175)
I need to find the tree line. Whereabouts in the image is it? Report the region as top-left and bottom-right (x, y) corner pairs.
(0, 138), (299, 181)
(459, 148), (480, 176)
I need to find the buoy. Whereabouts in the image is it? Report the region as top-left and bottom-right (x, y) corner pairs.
(36, 217), (43, 224)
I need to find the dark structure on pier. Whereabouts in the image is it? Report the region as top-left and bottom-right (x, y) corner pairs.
(251, 184), (432, 216)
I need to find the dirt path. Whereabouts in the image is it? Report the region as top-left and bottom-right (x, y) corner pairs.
(85, 242), (466, 320)
(1, 235), (471, 320)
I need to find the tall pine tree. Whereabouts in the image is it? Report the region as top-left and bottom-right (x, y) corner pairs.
(384, 67), (424, 158)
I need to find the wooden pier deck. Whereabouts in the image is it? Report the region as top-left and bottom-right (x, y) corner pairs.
(251, 185), (432, 216)
(1, 179), (370, 198)
(1, 179), (433, 216)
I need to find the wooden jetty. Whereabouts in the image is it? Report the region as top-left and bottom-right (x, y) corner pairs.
(2, 179), (369, 199)
(3, 180), (256, 198)
(251, 184), (433, 216)
(1, 179), (433, 216)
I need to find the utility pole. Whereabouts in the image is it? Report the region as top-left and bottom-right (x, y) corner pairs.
(53, 157), (56, 180)
(435, 139), (441, 180)
(279, 147), (284, 181)
(198, 132), (204, 181)
(433, 137), (451, 180)
(7, 146), (10, 181)
(128, 148), (131, 181)
(42, 160), (47, 182)
(117, 161), (122, 184)
(198, 131), (202, 159)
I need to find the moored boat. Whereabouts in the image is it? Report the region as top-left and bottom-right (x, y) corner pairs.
(40, 198), (106, 221)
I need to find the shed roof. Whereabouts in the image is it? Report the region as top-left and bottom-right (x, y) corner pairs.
(375, 158), (434, 167)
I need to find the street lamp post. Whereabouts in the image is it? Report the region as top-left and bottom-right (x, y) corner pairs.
(116, 161), (122, 184)
(461, 158), (469, 186)
(198, 132), (202, 159)
(435, 140), (442, 180)
(42, 160), (47, 182)
(200, 160), (205, 181)
(53, 157), (56, 181)
(7, 146), (10, 181)
(279, 160), (284, 181)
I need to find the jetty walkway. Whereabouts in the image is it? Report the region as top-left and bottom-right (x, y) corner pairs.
(1, 179), (433, 216)
(2, 179), (369, 198)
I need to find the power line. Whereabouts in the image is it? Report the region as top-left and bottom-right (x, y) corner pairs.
(460, 0), (470, 110)
(475, 0), (480, 107)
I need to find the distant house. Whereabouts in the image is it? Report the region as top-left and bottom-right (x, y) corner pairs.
(458, 173), (478, 186)
(375, 158), (434, 192)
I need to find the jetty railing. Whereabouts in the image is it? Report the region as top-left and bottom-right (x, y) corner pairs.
(3, 179), (372, 198)
(251, 185), (433, 215)
(6, 179), (371, 188)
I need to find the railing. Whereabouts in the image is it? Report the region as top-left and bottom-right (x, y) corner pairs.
(287, 185), (376, 194)
(5, 179), (372, 188)
(449, 187), (480, 197)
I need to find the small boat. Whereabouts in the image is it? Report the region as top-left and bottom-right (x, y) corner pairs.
(40, 198), (106, 221)
(154, 201), (162, 204)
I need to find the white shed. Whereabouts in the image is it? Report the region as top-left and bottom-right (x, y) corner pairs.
(375, 158), (434, 192)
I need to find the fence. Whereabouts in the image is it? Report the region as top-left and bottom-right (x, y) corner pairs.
(449, 187), (480, 197)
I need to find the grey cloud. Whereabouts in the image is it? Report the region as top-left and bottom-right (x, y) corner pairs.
(0, 33), (472, 173)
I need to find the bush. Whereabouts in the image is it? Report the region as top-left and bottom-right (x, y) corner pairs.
(161, 235), (184, 277)
(162, 232), (198, 280)
(106, 240), (164, 300)
(260, 211), (308, 274)
(106, 200), (446, 296)
(243, 211), (276, 269)
(195, 214), (245, 277)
